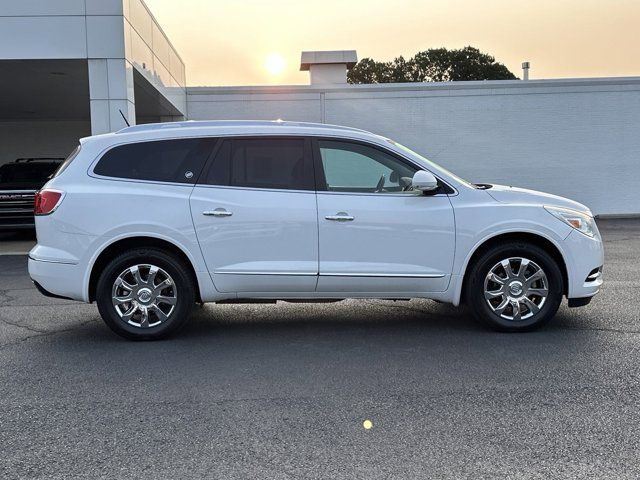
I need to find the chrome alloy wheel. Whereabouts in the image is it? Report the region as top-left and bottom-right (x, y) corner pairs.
(111, 264), (177, 328)
(483, 257), (549, 322)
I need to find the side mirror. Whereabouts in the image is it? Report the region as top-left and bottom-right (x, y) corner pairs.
(412, 170), (439, 193)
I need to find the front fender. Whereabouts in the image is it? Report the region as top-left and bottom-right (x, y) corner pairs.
(449, 201), (573, 306)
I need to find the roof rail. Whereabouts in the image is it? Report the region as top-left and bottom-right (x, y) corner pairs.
(116, 119), (368, 135)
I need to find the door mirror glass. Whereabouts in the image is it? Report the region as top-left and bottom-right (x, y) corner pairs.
(412, 170), (439, 192)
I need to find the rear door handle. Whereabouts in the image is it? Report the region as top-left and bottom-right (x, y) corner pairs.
(203, 208), (233, 217)
(325, 212), (354, 222)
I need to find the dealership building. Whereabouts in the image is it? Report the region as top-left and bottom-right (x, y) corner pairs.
(1, 0), (639, 215)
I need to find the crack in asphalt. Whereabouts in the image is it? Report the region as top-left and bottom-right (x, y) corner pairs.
(0, 288), (13, 305)
(0, 314), (48, 334)
(0, 316), (98, 350)
(0, 283), (98, 349)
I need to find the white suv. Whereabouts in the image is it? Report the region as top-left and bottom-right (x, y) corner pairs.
(29, 121), (603, 340)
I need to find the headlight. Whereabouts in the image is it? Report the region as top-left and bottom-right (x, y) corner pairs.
(544, 206), (597, 237)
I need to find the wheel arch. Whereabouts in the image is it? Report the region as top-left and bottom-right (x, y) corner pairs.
(458, 231), (569, 305)
(87, 236), (202, 303)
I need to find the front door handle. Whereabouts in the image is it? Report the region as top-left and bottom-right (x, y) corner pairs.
(203, 208), (233, 217)
(325, 212), (354, 222)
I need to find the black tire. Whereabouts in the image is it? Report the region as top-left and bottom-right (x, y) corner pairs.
(464, 241), (563, 332)
(96, 247), (196, 340)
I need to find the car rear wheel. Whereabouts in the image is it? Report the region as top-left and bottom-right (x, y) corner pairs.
(465, 241), (563, 332)
(96, 248), (195, 340)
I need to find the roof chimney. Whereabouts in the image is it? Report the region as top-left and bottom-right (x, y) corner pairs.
(300, 50), (357, 85)
(522, 61), (530, 81)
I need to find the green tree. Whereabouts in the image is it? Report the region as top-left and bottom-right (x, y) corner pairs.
(347, 46), (518, 84)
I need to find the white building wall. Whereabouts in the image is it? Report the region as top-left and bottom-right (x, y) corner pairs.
(187, 90), (323, 123)
(186, 78), (640, 216)
(0, 0), (187, 133)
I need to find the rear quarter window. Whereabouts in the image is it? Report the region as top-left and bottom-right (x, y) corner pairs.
(94, 138), (216, 184)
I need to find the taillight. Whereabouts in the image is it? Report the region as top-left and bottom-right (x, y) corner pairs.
(34, 189), (64, 216)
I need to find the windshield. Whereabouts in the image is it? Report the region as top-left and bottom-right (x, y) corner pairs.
(386, 139), (478, 189)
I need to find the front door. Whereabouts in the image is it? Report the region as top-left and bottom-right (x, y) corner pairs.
(313, 139), (455, 294)
(190, 137), (318, 293)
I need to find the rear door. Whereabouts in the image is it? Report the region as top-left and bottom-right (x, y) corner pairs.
(190, 136), (319, 293)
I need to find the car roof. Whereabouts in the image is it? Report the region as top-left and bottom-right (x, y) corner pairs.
(114, 120), (369, 136)
(80, 120), (381, 147)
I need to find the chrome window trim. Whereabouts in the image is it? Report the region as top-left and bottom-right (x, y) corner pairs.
(194, 184), (316, 195)
(315, 190), (451, 198)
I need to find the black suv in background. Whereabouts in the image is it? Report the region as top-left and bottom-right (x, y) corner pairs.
(0, 158), (63, 230)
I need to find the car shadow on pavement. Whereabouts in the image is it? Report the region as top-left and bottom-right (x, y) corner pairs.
(59, 298), (551, 349)
(49, 297), (610, 350)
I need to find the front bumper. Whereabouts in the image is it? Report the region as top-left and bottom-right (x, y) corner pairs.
(568, 296), (593, 308)
(563, 229), (604, 302)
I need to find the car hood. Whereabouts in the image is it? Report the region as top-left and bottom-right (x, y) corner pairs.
(486, 184), (592, 215)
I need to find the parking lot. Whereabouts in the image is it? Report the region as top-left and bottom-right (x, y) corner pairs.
(1, 219), (639, 479)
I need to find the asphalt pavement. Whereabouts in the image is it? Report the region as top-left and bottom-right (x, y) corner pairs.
(1, 219), (639, 479)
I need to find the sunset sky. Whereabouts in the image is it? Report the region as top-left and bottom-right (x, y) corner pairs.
(144, 0), (640, 86)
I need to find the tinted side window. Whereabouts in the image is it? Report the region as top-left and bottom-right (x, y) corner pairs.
(203, 138), (313, 191)
(94, 138), (216, 184)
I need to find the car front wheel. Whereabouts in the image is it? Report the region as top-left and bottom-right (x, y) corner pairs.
(465, 241), (563, 332)
(96, 248), (196, 340)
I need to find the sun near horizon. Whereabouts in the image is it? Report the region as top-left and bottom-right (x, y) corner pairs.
(264, 53), (287, 79)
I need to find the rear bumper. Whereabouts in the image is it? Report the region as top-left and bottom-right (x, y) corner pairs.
(28, 256), (85, 302)
(32, 280), (73, 300)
